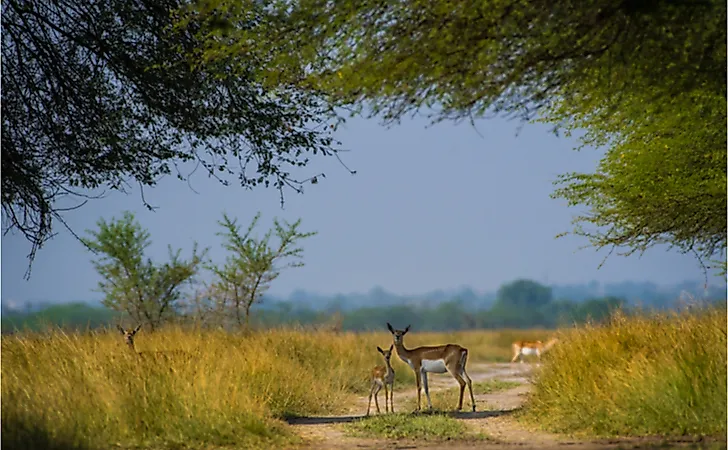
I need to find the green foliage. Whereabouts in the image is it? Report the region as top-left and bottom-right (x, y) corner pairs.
(191, 0), (725, 122)
(81, 212), (205, 330)
(524, 306), (727, 436)
(186, 0), (726, 266)
(549, 83), (727, 264)
(2, 0), (338, 272)
(205, 212), (316, 328)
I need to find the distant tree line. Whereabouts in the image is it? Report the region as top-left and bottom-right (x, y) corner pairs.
(1, 303), (119, 333)
(9, 277), (723, 334)
(255, 280), (628, 331)
(264, 280), (726, 313)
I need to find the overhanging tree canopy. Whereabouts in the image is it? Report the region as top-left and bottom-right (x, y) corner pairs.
(189, 0), (727, 268)
(194, 0), (724, 122)
(2, 0), (339, 274)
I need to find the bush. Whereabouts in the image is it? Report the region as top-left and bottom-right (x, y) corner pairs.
(524, 305), (727, 437)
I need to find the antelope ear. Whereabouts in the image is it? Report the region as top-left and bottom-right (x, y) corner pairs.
(377, 346), (384, 354)
(404, 324), (411, 333)
(117, 325), (126, 335)
(133, 324), (142, 335)
(386, 322), (395, 333)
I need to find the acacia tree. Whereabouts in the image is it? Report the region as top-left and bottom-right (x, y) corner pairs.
(81, 212), (205, 330)
(550, 87), (726, 270)
(188, 0), (726, 270)
(2, 0), (340, 274)
(207, 212), (316, 329)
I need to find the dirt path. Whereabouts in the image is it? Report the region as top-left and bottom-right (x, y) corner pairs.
(287, 363), (721, 450)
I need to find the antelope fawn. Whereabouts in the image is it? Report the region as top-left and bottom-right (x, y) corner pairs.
(511, 338), (559, 363)
(366, 345), (395, 416)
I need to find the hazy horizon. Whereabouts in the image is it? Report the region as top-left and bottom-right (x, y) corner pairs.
(3, 277), (718, 306)
(2, 114), (717, 305)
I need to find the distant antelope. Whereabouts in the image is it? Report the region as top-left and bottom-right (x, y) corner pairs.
(387, 323), (476, 412)
(511, 338), (559, 364)
(117, 324), (191, 362)
(118, 324), (142, 354)
(367, 345), (395, 416)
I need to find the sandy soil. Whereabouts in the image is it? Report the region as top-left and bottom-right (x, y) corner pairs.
(285, 362), (723, 450)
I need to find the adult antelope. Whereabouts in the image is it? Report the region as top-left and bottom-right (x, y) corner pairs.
(386, 323), (476, 412)
(366, 345), (395, 416)
(511, 338), (559, 364)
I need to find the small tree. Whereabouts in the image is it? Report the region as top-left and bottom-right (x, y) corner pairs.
(208, 212), (316, 329)
(81, 212), (205, 330)
(495, 279), (553, 309)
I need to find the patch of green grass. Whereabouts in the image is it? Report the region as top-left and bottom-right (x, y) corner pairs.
(345, 412), (481, 440)
(400, 379), (521, 411)
(523, 306), (727, 437)
(473, 379), (521, 394)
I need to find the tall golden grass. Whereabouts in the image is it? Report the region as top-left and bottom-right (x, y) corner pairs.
(524, 305), (727, 437)
(1, 326), (548, 449)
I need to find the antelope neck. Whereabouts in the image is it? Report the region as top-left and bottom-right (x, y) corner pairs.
(394, 341), (413, 361)
(384, 360), (394, 375)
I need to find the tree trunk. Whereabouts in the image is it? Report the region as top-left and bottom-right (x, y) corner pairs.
(234, 286), (243, 326)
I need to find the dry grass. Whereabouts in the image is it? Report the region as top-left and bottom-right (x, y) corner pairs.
(523, 305), (727, 437)
(1, 326), (544, 449)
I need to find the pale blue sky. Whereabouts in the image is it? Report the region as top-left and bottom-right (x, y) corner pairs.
(1, 115), (709, 304)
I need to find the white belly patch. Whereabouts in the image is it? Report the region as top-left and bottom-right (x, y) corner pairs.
(521, 348), (538, 356)
(421, 359), (447, 373)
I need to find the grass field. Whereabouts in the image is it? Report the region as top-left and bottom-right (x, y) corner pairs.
(1, 326), (548, 449)
(523, 305), (727, 437)
(6, 306), (723, 450)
